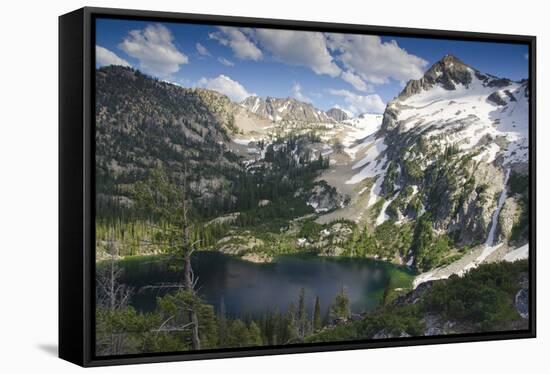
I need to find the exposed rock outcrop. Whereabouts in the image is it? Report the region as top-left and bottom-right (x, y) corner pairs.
(304, 181), (348, 213)
(326, 107), (349, 122)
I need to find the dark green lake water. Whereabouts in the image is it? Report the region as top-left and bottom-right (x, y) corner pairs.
(107, 252), (414, 318)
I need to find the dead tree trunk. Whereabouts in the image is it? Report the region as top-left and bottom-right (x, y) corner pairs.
(96, 234), (131, 356)
(182, 166), (201, 350)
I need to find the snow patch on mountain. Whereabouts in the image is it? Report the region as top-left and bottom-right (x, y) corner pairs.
(233, 138), (256, 145)
(352, 138), (388, 169)
(367, 173), (385, 208)
(342, 114), (384, 160)
(345, 133), (388, 185)
(503, 244), (529, 262)
(394, 68), (528, 166)
(376, 192), (399, 226)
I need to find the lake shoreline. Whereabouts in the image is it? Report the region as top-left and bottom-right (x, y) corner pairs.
(105, 250), (417, 317)
(97, 247), (419, 274)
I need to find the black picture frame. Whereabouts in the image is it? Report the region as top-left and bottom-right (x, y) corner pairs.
(59, 6), (537, 367)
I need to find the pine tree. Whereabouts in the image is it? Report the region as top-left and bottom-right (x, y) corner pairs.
(247, 321), (263, 346)
(329, 286), (351, 321)
(297, 288), (307, 339)
(218, 297), (227, 347)
(313, 296), (322, 331)
(283, 302), (299, 344)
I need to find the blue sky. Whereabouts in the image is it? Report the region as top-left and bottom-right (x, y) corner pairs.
(96, 18), (529, 115)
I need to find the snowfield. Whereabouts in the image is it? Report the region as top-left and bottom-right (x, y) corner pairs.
(342, 114), (384, 160)
(336, 113), (389, 186)
(367, 174), (385, 208)
(233, 137), (255, 145)
(375, 192), (399, 226)
(396, 69), (528, 166)
(352, 137), (388, 170)
(503, 244), (529, 262)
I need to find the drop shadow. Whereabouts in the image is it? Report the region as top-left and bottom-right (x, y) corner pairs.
(37, 343), (58, 357)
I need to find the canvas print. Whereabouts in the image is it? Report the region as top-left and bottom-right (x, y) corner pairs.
(94, 18), (530, 356)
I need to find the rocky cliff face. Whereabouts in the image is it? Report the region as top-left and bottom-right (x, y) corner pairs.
(326, 107), (350, 122)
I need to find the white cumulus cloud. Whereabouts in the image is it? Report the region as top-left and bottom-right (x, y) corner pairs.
(208, 27), (427, 91)
(196, 42), (211, 57)
(198, 75), (253, 102)
(291, 83), (311, 103)
(328, 89), (386, 115)
(96, 46), (130, 67)
(253, 29), (341, 77)
(119, 23), (188, 78)
(218, 57), (235, 66)
(340, 70), (372, 92)
(327, 34), (428, 84)
(209, 27), (262, 61)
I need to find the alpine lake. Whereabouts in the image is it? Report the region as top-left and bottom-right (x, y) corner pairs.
(101, 252), (416, 318)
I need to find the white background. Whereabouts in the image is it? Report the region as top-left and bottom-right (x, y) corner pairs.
(0, 0), (547, 372)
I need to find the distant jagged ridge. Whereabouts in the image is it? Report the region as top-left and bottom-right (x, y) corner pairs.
(241, 95), (348, 123)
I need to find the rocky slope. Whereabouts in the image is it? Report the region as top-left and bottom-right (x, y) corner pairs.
(95, 66), (256, 217)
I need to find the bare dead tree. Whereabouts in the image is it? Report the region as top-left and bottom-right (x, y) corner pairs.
(96, 234), (133, 310)
(181, 163), (201, 350)
(96, 234), (133, 355)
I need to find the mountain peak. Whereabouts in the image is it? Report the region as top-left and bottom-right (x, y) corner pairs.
(440, 54), (465, 66)
(426, 54), (472, 80)
(326, 107), (349, 122)
(398, 54), (475, 99)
